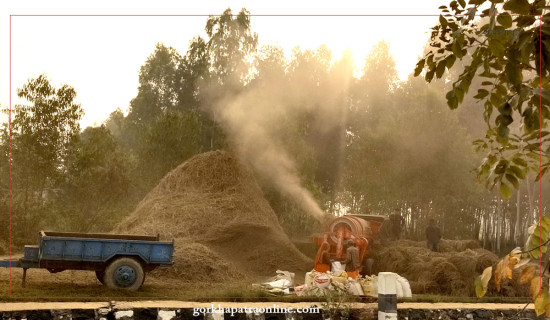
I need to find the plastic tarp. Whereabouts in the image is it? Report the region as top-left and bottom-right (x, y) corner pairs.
(254, 270), (295, 296)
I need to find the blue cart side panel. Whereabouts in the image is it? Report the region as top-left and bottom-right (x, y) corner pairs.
(149, 244), (174, 263)
(100, 242), (126, 261)
(40, 236), (173, 265)
(83, 242), (102, 259)
(23, 246), (39, 261)
(41, 240), (65, 259)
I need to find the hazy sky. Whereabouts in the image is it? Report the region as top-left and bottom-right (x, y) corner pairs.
(2, 0), (443, 128)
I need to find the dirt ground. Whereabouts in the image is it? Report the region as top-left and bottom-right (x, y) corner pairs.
(0, 264), (271, 300)
(0, 253), (536, 304)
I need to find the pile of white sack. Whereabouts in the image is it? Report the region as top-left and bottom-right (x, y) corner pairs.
(295, 269), (412, 298)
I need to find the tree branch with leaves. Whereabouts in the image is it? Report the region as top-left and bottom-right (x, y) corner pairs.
(475, 217), (550, 316)
(416, 0), (550, 198)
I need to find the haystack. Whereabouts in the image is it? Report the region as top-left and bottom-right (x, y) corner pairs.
(114, 150), (312, 283)
(370, 239), (500, 295)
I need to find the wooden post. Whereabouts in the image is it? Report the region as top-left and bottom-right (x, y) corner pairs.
(378, 272), (397, 320)
(22, 268), (27, 288)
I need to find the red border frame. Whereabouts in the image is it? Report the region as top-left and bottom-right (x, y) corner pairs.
(7, 13), (544, 300)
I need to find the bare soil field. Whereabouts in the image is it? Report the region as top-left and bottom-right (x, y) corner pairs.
(0, 266), (269, 301)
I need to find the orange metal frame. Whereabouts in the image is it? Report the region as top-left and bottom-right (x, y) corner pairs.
(313, 227), (368, 277)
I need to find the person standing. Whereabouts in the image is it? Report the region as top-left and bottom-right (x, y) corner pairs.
(342, 239), (361, 278)
(426, 219), (442, 252)
(389, 209), (404, 240)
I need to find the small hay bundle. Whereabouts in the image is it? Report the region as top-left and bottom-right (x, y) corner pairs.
(115, 150), (311, 283)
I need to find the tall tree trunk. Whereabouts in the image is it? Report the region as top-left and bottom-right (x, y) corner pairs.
(497, 198), (502, 253)
(515, 188), (521, 243)
(481, 210), (488, 248)
(526, 177), (535, 223)
(440, 205), (445, 239)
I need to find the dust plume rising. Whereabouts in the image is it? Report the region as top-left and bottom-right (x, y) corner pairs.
(204, 50), (353, 221)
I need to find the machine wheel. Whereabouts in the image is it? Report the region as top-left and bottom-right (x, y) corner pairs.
(104, 257), (144, 291)
(95, 270), (105, 284)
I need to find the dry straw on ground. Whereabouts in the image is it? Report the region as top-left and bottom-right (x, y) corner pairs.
(115, 150), (312, 283)
(370, 239), (501, 295)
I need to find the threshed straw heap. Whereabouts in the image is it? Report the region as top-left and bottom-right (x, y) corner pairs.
(371, 239), (532, 296)
(115, 150), (311, 283)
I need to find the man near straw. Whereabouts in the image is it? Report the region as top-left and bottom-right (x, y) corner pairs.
(426, 219), (442, 252)
(389, 209), (404, 240)
(342, 239), (361, 278)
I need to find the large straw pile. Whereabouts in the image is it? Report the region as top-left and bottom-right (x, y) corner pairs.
(114, 150), (312, 282)
(370, 239), (503, 295)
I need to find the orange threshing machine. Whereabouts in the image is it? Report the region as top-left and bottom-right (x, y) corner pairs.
(313, 214), (386, 278)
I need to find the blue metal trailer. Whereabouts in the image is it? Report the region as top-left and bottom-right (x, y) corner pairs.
(0, 231), (174, 291)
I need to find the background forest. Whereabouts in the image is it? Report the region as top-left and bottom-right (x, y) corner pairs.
(2, 8), (549, 255)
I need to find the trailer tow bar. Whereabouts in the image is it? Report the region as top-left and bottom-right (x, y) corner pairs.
(0, 260), (36, 287)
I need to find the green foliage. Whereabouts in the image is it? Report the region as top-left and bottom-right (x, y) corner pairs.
(123, 10), (261, 187)
(136, 110), (204, 188)
(61, 125), (134, 231)
(204, 8), (258, 86)
(345, 41), (400, 213)
(12, 75), (83, 182)
(178, 36), (209, 109)
(7, 75), (83, 243)
(0, 124), (8, 243)
(129, 43), (182, 123)
(345, 42), (483, 224)
(418, 0), (550, 197)
(525, 216), (550, 259)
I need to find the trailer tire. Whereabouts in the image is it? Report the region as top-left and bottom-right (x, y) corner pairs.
(95, 270), (105, 284)
(104, 257), (144, 291)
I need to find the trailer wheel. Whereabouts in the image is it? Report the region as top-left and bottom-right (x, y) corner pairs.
(104, 257), (144, 291)
(95, 270), (105, 284)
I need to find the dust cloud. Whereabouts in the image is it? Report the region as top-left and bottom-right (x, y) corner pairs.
(203, 50), (353, 221)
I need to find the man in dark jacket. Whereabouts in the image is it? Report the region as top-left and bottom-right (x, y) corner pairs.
(426, 219), (442, 252)
(389, 209), (404, 240)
